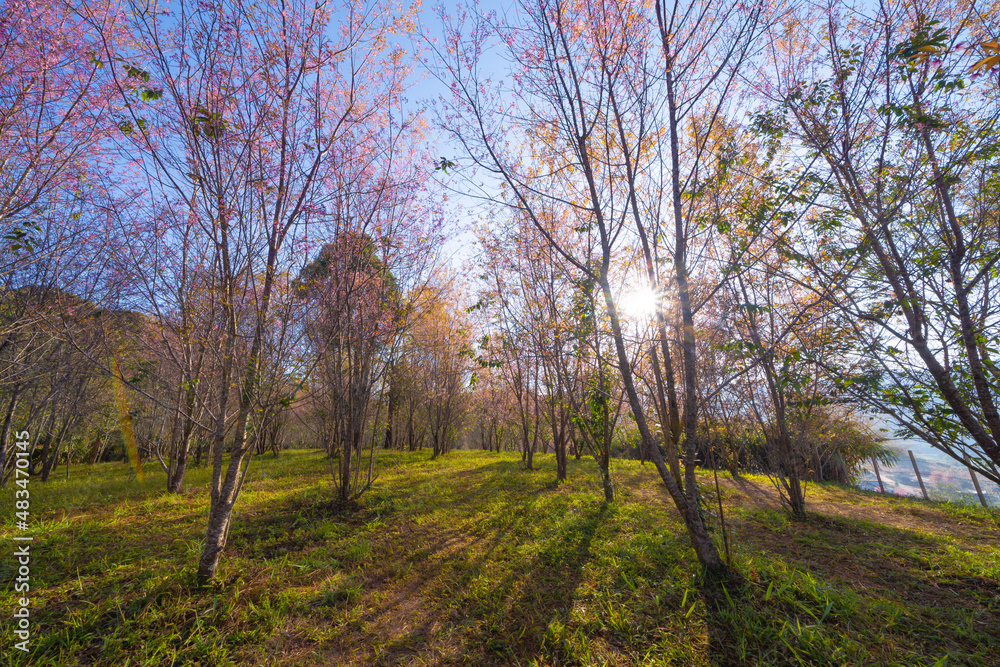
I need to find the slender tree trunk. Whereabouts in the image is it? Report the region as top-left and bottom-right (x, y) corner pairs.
(339, 430), (354, 503)
(87, 430), (105, 465)
(41, 417), (73, 482)
(194, 438), (205, 467)
(197, 227), (272, 584)
(600, 274), (724, 573)
(0, 385), (21, 484)
(30, 411), (55, 476)
(550, 393), (568, 481)
(382, 385), (396, 450)
(919, 126), (1000, 465)
(167, 430), (193, 493)
(601, 465), (614, 502)
(168, 387), (199, 493)
(555, 433), (567, 480)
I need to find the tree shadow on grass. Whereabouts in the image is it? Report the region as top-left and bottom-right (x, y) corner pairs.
(699, 508), (1000, 665)
(221, 454), (601, 664)
(337, 501), (536, 664)
(227, 457), (530, 558)
(452, 502), (608, 664)
(311, 493), (608, 666)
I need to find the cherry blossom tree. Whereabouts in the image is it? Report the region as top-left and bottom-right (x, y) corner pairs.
(429, 0), (773, 574)
(764, 0), (1000, 483)
(102, 0), (430, 583)
(0, 0), (126, 260)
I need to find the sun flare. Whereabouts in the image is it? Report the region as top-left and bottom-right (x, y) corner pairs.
(620, 285), (660, 320)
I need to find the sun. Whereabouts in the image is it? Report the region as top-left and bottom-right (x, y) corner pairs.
(620, 285), (660, 321)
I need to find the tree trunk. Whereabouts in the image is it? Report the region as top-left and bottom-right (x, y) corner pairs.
(0, 385), (21, 484)
(600, 275), (725, 574)
(41, 417), (74, 482)
(167, 432), (192, 493)
(168, 392), (198, 493)
(382, 386), (396, 450)
(555, 436), (567, 480)
(601, 466), (614, 502)
(87, 430), (105, 465)
(339, 431), (353, 503)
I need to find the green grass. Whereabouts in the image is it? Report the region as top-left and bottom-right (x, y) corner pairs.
(1, 450), (998, 665)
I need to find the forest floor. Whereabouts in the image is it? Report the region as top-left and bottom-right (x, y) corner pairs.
(1, 449), (998, 666)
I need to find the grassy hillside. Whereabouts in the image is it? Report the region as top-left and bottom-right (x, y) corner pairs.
(1, 450), (998, 666)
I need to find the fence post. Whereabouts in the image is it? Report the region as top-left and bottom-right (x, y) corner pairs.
(872, 456), (886, 494)
(908, 450), (929, 501)
(964, 452), (989, 508)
